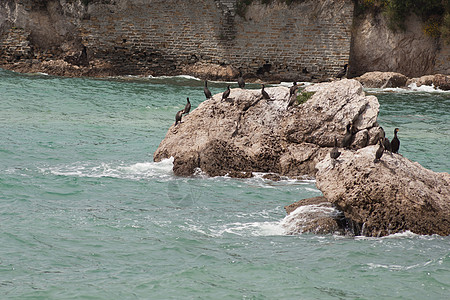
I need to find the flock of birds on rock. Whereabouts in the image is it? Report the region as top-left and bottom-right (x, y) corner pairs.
(173, 64), (401, 164)
(174, 73), (302, 126)
(374, 127), (400, 163)
(329, 125), (401, 164)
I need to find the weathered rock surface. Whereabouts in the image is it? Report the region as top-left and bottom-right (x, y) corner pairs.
(355, 71), (408, 88)
(315, 146), (450, 237)
(182, 62), (239, 81)
(154, 79), (381, 177)
(349, 13), (443, 78)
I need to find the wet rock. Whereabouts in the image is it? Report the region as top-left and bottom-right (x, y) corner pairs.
(315, 146), (450, 237)
(432, 74), (450, 90)
(408, 74), (450, 90)
(355, 71), (408, 88)
(154, 79), (382, 177)
(407, 75), (435, 87)
(282, 197), (347, 235)
(262, 173), (281, 181)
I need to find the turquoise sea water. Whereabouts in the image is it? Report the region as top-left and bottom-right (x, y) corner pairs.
(1, 69), (449, 299)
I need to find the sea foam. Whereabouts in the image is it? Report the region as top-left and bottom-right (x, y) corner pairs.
(41, 157), (174, 180)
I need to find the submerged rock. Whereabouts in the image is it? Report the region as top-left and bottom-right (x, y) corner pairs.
(315, 146), (450, 237)
(355, 71), (408, 88)
(154, 79), (381, 177)
(282, 196), (348, 235)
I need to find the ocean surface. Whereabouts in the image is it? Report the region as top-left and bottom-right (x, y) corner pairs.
(1, 69), (449, 299)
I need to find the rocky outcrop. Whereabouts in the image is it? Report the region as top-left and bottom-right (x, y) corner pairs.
(154, 79), (381, 177)
(355, 71), (408, 88)
(315, 146), (450, 237)
(181, 62), (239, 81)
(408, 74), (450, 91)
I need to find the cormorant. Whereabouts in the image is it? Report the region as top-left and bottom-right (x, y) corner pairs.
(222, 85), (230, 101)
(341, 123), (353, 149)
(391, 128), (400, 153)
(237, 71), (245, 89)
(261, 84), (270, 100)
(383, 137), (392, 153)
(289, 82), (298, 97)
(204, 81), (212, 99)
(183, 97), (191, 114)
(330, 137), (341, 160)
(374, 137), (385, 163)
(175, 110), (184, 126)
(336, 64), (348, 79)
(287, 94), (296, 109)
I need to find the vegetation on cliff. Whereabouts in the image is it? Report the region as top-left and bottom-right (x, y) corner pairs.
(355, 0), (450, 42)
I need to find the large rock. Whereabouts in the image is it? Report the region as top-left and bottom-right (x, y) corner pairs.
(315, 146), (450, 237)
(154, 79), (381, 177)
(355, 71), (408, 88)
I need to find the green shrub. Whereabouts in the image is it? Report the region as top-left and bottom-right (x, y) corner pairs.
(355, 0), (449, 38)
(297, 91), (315, 105)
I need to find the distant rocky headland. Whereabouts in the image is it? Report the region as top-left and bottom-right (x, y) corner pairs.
(1, 0), (449, 81)
(154, 79), (450, 237)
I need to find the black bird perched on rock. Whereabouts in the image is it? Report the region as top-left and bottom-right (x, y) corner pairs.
(341, 123), (353, 149)
(336, 64), (348, 79)
(222, 85), (230, 101)
(383, 136), (392, 153)
(175, 109), (184, 126)
(374, 137), (385, 163)
(183, 97), (191, 114)
(391, 128), (400, 153)
(287, 94), (297, 109)
(204, 81), (212, 99)
(330, 137), (341, 160)
(289, 82), (298, 97)
(261, 84), (270, 100)
(237, 71), (245, 89)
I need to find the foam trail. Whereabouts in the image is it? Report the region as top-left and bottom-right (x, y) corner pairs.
(42, 157), (174, 180)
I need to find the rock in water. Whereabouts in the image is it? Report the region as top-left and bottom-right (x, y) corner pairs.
(154, 79), (381, 177)
(315, 146), (450, 237)
(355, 71), (408, 88)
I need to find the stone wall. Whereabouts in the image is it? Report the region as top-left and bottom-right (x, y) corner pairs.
(2, 0), (447, 79)
(0, 0), (354, 80)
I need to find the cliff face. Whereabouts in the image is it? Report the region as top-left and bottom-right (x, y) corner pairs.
(349, 12), (449, 77)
